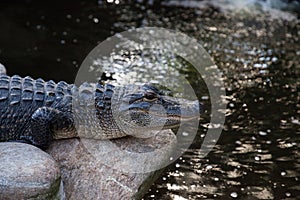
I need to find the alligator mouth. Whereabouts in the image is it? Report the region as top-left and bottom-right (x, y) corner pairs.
(125, 107), (199, 130)
(135, 110), (199, 122)
(155, 114), (199, 121)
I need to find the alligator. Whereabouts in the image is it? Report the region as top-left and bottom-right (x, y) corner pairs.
(0, 67), (200, 150)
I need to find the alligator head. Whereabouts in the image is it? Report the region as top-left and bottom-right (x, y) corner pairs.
(110, 83), (200, 138)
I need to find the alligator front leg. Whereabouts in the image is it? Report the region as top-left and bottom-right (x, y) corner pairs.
(25, 106), (75, 149)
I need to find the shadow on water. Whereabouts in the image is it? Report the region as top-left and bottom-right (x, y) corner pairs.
(0, 0), (299, 199)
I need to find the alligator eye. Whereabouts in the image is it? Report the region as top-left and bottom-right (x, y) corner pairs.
(143, 92), (157, 102)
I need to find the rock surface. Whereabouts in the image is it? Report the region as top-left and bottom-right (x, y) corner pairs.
(0, 63), (6, 74)
(47, 129), (176, 200)
(0, 130), (176, 200)
(0, 142), (62, 200)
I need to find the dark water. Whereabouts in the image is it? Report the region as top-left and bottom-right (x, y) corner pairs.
(0, 0), (299, 199)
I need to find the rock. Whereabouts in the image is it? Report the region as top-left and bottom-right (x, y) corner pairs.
(47, 129), (176, 200)
(0, 130), (176, 200)
(0, 63), (6, 74)
(0, 142), (62, 200)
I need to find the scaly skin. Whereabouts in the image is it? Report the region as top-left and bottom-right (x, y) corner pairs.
(0, 73), (200, 149)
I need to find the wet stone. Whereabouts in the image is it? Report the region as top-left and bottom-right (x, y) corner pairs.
(0, 142), (62, 200)
(0, 63), (6, 75)
(47, 129), (176, 200)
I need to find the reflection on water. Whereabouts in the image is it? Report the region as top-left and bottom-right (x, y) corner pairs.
(137, 1), (300, 199)
(0, 0), (299, 199)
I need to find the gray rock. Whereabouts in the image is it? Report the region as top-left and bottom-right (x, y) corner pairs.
(0, 130), (176, 200)
(0, 63), (6, 74)
(47, 129), (176, 200)
(0, 142), (62, 200)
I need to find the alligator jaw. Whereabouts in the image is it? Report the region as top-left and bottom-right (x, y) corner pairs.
(117, 95), (200, 131)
